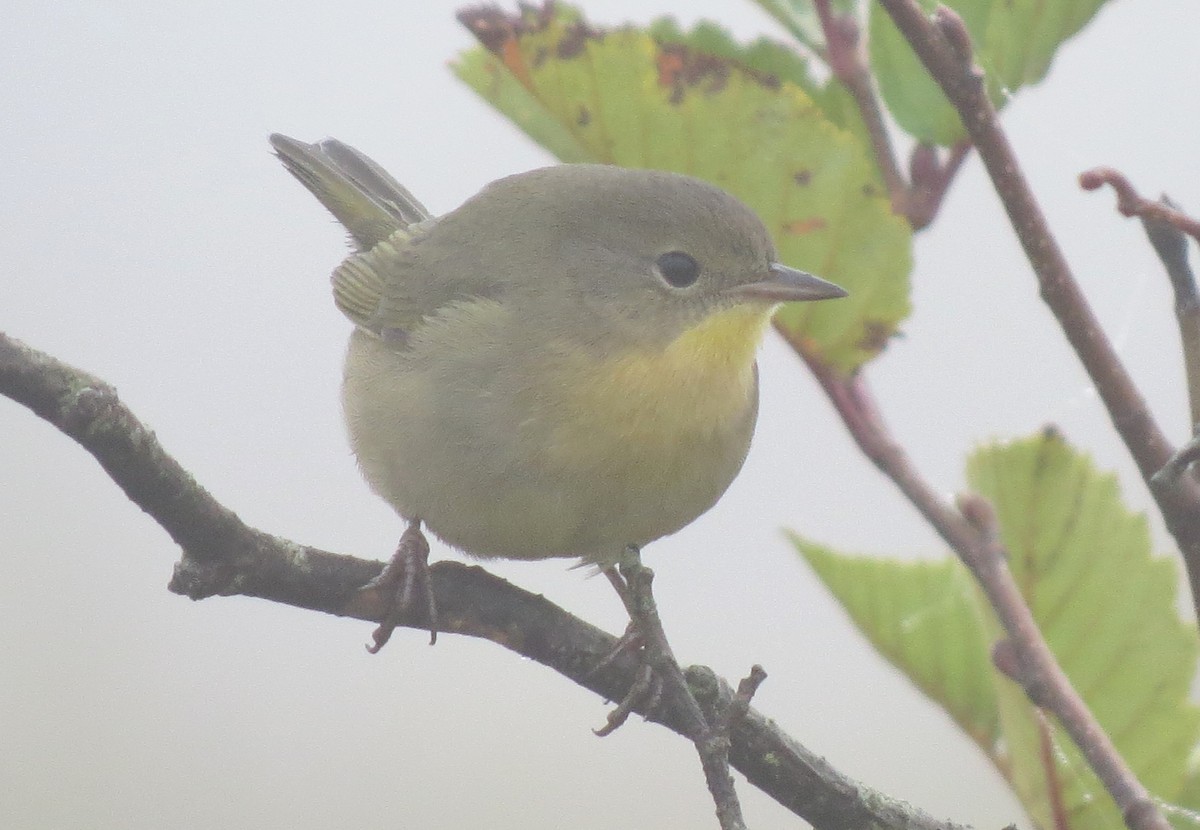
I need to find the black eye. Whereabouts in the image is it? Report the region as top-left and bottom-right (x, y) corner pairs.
(655, 251), (700, 288)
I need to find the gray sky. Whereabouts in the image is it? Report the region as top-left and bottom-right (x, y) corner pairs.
(2, 1), (1196, 827)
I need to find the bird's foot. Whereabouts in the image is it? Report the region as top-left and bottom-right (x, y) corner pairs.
(360, 519), (437, 650)
(590, 618), (665, 736)
(591, 551), (671, 735)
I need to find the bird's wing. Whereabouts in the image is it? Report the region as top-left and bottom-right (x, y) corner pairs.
(329, 222), (450, 337)
(273, 134), (507, 339)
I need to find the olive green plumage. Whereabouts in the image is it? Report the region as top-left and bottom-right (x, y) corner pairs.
(271, 134), (845, 564)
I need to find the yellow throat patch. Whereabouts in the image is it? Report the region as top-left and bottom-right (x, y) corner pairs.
(557, 304), (771, 450)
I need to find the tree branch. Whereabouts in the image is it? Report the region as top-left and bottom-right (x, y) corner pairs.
(0, 329), (969, 830)
(873, 0), (1200, 630)
(815, 0), (908, 214)
(1080, 168), (1200, 245)
(785, 329), (1171, 830)
(814, 0), (969, 228)
(875, 1), (1175, 477)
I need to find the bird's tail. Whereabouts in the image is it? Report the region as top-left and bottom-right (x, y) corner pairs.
(269, 133), (431, 251)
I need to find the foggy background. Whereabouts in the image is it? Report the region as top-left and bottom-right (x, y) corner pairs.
(2, 1), (1196, 827)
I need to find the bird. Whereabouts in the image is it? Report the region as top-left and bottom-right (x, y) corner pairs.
(270, 134), (847, 649)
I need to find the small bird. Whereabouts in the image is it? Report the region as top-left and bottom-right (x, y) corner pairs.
(271, 134), (846, 647)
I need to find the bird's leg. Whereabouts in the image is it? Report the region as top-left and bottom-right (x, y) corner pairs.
(593, 546), (669, 736)
(360, 518), (437, 650)
(597, 549), (762, 827)
(592, 566), (645, 667)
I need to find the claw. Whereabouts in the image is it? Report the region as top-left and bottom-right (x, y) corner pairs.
(361, 519), (437, 651)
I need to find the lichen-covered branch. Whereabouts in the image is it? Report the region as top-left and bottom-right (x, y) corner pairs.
(0, 329), (967, 830)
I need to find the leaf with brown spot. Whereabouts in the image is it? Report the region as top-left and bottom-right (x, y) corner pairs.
(781, 217), (827, 236)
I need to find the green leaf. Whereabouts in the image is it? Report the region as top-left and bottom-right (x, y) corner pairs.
(794, 538), (999, 747)
(967, 430), (1200, 828)
(796, 430), (1200, 826)
(644, 14), (877, 146)
(1177, 762), (1200, 816)
(646, 18), (820, 100)
(869, 0), (1113, 145)
(453, 3), (912, 373)
(451, 47), (596, 164)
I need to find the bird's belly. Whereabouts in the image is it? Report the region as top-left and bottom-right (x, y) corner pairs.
(341, 326), (759, 563)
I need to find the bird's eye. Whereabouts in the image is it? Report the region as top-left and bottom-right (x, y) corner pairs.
(655, 251), (700, 288)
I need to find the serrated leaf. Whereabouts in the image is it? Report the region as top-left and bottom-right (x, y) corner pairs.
(967, 430), (1200, 829)
(647, 18), (820, 99)
(646, 19), (876, 174)
(451, 47), (596, 163)
(453, 2), (912, 373)
(794, 538), (999, 747)
(796, 430), (1199, 826)
(869, 0), (1113, 145)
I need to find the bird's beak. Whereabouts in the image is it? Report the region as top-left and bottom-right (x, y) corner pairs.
(730, 263), (848, 303)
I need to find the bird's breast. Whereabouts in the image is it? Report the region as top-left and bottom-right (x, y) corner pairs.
(544, 305), (770, 465)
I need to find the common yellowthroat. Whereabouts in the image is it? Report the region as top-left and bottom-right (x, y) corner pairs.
(270, 134), (846, 644)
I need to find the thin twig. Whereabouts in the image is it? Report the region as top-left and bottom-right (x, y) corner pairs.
(1080, 168), (1200, 245)
(1147, 201), (1200, 430)
(814, 0), (970, 227)
(874, 0), (1200, 630)
(0, 330), (969, 830)
(957, 492), (1167, 830)
(876, 1), (1176, 478)
(785, 327), (1171, 830)
(1033, 708), (1072, 830)
(907, 140), (972, 230)
(1081, 170), (1200, 427)
(814, 0), (908, 213)
(720, 665), (768, 735)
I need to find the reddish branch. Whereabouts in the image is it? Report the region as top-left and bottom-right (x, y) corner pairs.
(883, 0), (1200, 614)
(814, 0), (969, 229)
(876, 0), (1200, 633)
(1080, 168), (1200, 244)
(876, 1), (1178, 481)
(814, 0), (907, 212)
(787, 332), (1170, 830)
(1081, 168), (1200, 429)
(785, 2), (1189, 828)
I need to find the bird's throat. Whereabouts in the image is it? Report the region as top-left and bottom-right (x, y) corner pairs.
(561, 304), (770, 447)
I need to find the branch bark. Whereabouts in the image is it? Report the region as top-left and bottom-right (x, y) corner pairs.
(814, 0), (969, 229)
(874, 0), (1200, 639)
(783, 331), (1171, 830)
(1080, 168), (1200, 429)
(875, 2), (1174, 474)
(0, 329), (970, 830)
(815, 0), (908, 214)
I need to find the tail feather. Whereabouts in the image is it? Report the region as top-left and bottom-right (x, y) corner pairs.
(269, 133), (431, 251)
